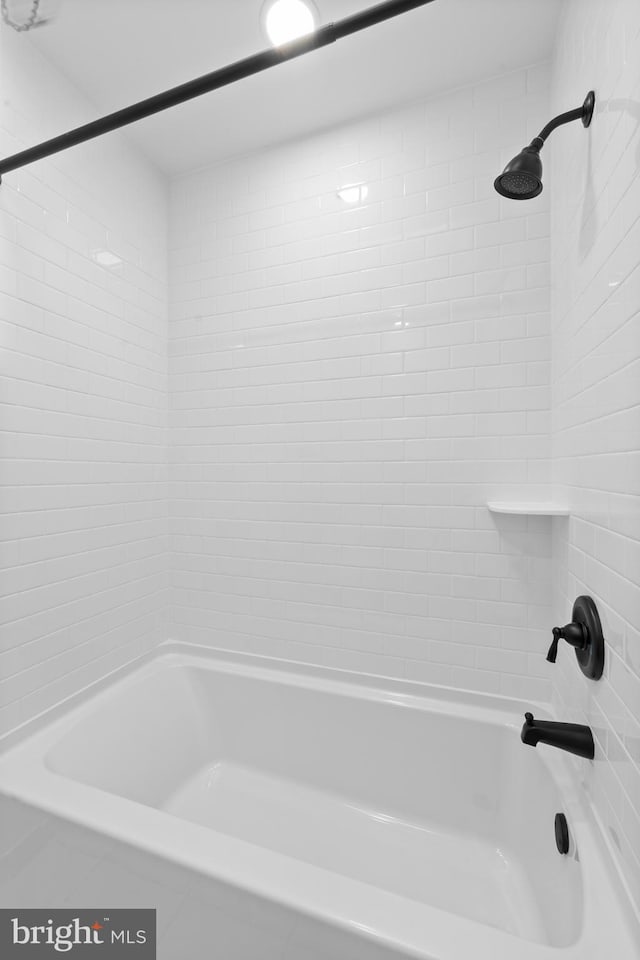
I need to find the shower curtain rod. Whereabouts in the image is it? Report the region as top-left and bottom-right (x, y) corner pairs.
(0, 0), (437, 181)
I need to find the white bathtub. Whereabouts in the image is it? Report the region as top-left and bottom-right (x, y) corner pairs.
(0, 644), (638, 960)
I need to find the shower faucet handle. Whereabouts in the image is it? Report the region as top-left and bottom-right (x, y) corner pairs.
(547, 622), (586, 663)
(546, 628), (561, 663)
(546, 596), (605, 681)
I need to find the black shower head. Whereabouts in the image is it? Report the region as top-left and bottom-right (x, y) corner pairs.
(494, 91), (595, 201)
(494, 144), (543, 200)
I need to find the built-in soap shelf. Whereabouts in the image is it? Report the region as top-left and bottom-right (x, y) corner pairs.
(487, 501), (570, 517)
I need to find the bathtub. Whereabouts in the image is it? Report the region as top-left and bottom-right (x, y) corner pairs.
(0, 644), (638, 960)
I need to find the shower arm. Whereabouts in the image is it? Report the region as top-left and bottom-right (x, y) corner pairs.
(528, 91), (595, 150)
(0, 0), (437, 181)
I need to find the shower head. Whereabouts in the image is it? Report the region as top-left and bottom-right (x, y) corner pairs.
(494, 145), (543, 200)
(494, 91), (595, 201)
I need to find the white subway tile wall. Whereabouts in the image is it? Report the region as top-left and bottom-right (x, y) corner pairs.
(0, 30), (169, 735)
(168, 66), (556, 700)
(1, 1), (638, 921)
(550, 0), (640, 915)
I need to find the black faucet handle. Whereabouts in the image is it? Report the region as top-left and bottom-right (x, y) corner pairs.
(547, 628), (561, 663)
(550, 596), (605, 681)
(524, 711), (534, 725)
(553, 621), (587, 650)
(547, 622), (587, 665)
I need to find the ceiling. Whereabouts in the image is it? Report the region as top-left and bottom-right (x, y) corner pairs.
(25, 0), (563, 175)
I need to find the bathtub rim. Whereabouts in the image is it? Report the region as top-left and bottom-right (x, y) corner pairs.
(0, 641), (638, 960)
(0, 639), (553, 752)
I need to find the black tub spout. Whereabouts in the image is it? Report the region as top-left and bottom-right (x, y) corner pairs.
(521, 712), (595, 760)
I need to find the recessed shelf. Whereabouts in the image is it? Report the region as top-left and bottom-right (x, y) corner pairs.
(487, 501), (570, 517)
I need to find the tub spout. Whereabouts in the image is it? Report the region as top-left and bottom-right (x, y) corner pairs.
(521, 712), (595, 759)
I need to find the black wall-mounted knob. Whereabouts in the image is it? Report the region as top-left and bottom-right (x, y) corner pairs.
(548, 596), (605, 680)
(547, 622), (586, 662)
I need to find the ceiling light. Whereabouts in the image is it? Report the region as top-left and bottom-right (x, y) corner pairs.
(261, 0), (319, 47)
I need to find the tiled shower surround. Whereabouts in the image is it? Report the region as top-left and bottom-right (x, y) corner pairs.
(0, 27), (169, 735)
(169, 66), (555, 700)
(550, 0), (640, 914)
(0, 0), (638, 920)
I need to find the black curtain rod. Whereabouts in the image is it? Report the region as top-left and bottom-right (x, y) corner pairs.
(0, 0), (437, 181)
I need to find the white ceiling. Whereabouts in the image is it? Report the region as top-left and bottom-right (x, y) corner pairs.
(25, 0), (563, 175)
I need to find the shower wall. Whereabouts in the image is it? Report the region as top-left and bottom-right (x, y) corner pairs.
(0, 29), (169, 736)
(1, 0), (637, 920)
(168, 65), (555, 699)
(550, 0), (640, 915)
